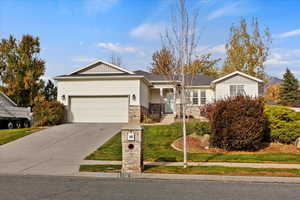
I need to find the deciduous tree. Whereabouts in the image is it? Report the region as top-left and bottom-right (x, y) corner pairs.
(187, 53), (220, 77)
(264, 83), (281, 104)
(0, 34), (45, 107)
(221, 18), (271, 80)
(150, 47), (175, 76)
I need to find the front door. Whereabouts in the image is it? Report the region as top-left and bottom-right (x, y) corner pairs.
(164, 92), (174, 113)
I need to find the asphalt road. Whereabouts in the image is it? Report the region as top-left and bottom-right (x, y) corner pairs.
(1, 175), (300, 200)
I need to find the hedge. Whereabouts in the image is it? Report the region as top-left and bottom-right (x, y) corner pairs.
(33, 101), (65, 126)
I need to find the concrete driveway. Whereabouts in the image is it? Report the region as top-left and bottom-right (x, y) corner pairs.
(0, 123), (123, 176)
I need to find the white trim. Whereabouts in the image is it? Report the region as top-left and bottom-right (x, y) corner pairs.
(68, 59), (134, 75)
(54, 75), (152, 86)
(0, 91), (17, 106)
(212, 71), (263, 84)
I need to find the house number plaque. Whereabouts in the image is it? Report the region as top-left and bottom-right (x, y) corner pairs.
(127, 132), (135, 141)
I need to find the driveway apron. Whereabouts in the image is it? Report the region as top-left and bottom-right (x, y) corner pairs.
(0, 123), (122, 176)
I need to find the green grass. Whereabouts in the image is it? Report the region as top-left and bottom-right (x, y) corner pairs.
(0, 128), (41, 145)
(86, 122), (300, 164)
(79, 164), (300, 177)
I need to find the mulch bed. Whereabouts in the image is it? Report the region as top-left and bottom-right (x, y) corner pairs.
(172, 135), (300, 154)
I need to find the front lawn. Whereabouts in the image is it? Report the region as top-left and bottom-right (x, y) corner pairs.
(86, 123), (300, 164)
(80, 164), (300, 177)
(0, 128), (41, 145)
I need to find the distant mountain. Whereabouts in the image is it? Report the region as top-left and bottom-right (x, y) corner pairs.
(265, 76), (282, 89)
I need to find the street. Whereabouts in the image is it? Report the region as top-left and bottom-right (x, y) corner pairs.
(1, 175), (299, 200)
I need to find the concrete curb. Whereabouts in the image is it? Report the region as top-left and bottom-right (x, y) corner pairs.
(81, 160), (300, 169)
(77, 172), (300, 184)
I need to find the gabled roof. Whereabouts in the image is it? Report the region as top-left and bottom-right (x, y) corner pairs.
(211, 71), (263, 84)
(69, 59), (134, 75)
(0, 91), (17, 106)
(134, 70), (216, 85)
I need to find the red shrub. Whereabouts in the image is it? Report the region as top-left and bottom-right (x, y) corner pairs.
(209, 96), (268, 151)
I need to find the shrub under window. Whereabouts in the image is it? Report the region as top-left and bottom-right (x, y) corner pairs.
(208, 96), (268, 151)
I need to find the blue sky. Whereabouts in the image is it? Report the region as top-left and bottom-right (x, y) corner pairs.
(1, 0), (300, 79)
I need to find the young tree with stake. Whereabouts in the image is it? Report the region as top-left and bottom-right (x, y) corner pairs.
(159, 0), (200, 168)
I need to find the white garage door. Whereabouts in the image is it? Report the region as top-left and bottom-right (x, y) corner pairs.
(69, 96), (129, 123)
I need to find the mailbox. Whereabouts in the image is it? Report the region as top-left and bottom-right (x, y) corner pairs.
(121, 124), (144, 173)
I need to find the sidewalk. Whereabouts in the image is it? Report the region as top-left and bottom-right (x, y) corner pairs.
(81, 160), (300, 169)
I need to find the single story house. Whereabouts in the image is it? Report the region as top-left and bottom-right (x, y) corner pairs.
(54, 59), (263, 123)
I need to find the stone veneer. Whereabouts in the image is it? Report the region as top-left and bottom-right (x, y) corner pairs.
(121, 124), (144, 173)
(129, 105), (149, 123)
(176, 104), (207, 121)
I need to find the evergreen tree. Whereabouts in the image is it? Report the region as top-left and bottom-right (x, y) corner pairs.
(42, 80), (57, 101)
(280, 68), (300, 106)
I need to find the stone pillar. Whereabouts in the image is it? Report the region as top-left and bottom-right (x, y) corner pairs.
(121, 124), (144, 173)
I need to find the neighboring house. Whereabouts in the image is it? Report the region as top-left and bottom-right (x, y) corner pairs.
(0, 91), (31, 128)
(54, 59), (263, 123)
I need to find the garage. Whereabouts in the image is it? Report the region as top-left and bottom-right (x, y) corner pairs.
(69, 96), (129, 123)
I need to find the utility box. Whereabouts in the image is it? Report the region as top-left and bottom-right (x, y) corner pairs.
(121, 124), (144, 173)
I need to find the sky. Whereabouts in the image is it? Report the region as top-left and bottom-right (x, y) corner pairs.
(0, 0), (300, 79)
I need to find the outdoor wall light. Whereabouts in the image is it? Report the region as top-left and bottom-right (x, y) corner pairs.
(132, 94), (136, 101)
(61, 95), (66, 101)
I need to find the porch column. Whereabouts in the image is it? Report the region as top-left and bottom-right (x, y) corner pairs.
(173, 87), (176, 115)
(160, 88), (163, 114)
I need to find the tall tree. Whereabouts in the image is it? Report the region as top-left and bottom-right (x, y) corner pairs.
(42, 80), (57, 102)
(187, 53), (220, 77)
(279, 68), (300, 106)
(150, 47), (175, 76)
(222, 18), (271, 80)
(0, 34), (45, 107)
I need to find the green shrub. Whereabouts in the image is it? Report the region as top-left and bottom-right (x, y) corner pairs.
(270, 121), (300, 144)
(193, 122), (210, 136)
(33, 101), (65, 126)
(264, 105), (300, 144)
(172, 121), (210, 136)
(209, 96), (268, 151)
(264, 105), (300, 122)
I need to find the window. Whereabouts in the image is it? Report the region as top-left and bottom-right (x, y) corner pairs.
(230, 85), (245, 97)
(192, 90), (198, 105)
(200, 90), (206, 105)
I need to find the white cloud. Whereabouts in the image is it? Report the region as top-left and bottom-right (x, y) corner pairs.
(197, 44), (226, 54)
(278, 29), (300, 38)
(97, 42), (146, 56)
(207, 2), (240, 20)
(210, 44), (226, 54)
(85, 0), (119, 14)
(206, 1), (256, 20)
(130, 22), (164, 40)
(265, 49), (300, 66)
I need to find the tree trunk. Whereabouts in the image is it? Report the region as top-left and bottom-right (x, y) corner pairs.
(181, 85), (187, 168)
